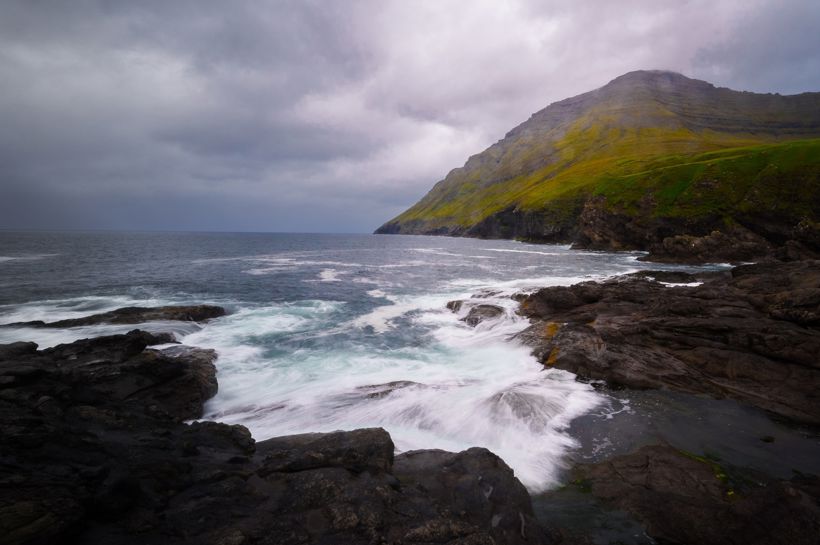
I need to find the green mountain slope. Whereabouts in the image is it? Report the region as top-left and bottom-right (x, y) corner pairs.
(376, 71), (820, 259)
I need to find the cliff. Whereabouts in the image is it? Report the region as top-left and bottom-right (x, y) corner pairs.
(376, 71), (820, 261)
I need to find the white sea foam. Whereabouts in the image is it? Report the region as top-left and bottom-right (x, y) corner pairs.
(366, 289), (388, 299)
(0, 254), (59, 263)
(196, 265), (613, 492)
(318, 269), (341, 282)
(352, 277), (381, 285)
(199, 291), (603, 491)
(410, 248), (465, 257)
(486, 248), (566, 256)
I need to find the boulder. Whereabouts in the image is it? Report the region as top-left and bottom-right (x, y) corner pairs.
(462, 305), (505, 327)
(563, 445), (820, 545)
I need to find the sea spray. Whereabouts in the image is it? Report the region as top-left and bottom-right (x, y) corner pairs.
(0, 232), (725, 490)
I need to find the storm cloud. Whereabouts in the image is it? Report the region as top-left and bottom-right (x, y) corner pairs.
(1, 0), (818, 232)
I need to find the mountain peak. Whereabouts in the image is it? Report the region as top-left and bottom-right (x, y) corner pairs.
(603, 70), (713, 91)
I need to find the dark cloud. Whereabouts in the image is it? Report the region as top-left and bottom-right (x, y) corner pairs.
(0, 0), (818, 233)
(692, 2), (820, 94)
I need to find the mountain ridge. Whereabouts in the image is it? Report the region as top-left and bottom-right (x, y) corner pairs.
(376, 70), (820, 261)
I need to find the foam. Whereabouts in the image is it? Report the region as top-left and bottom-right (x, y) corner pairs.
(200, 283), (604, 491)
(0, 254), (59, 263)
(0, 295), (172, 325)
(201, 303), (603, 490)
(366, 289), (388, 299)
(318, 269), (342, 282)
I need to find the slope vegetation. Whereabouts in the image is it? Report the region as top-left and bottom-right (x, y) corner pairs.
(377, 71), (820, 260)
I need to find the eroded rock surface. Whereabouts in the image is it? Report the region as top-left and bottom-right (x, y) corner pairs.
(517, 260), (820, 424)
(561, 445), (820, 545)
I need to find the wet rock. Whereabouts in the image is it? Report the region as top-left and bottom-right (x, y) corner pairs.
(394, 448), (545, 545)
(3, 305), (227, 328)
(645, 227), (774, 264)
(0, 331), (554, 545)
(446, 300), (464, 312)
(257, 428), (394, 474)
(0, 341), (38, 359)
(462, 304), (505, 326)
(517, 260), (820, 424)
(565, 445), (820, 545)
(356, 380), (422, 399)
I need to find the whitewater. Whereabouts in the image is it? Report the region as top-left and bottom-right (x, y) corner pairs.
(0, 231), (718, 491)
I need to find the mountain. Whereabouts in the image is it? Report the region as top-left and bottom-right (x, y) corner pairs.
(375, 71), (820, 261)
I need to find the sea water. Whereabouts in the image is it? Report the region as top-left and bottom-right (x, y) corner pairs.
(0, 231), (728, 491)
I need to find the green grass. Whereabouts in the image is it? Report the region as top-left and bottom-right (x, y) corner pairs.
(388, 127), (820, 231)
(593, 139), (820, 219)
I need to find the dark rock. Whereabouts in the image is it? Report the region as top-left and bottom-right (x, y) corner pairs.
(446, 300), (464, 312)
(356, 380), (422, 399)
(394, 448), (545, 545)
(3, 305), (227, 328)
(257, 428), (394, 474)
(0, 331), (554, 545)
(471, 289), (503, 299)
(0, 341), (38, 359)
(462, 304), (505, 326)
(517, 260), (820, 424)
(564, 445), (820, 545)
(645, 227), (774, 264)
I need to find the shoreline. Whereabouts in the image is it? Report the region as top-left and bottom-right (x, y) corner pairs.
(2, 257), (819, 543)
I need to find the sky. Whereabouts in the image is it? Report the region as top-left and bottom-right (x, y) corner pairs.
(1, 0), (819, 233)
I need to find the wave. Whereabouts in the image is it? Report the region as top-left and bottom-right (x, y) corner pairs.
(0, 253), (59, 263)
(197, 275), (606, 492)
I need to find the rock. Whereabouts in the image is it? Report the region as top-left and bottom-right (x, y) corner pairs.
(462, 304), (505, 326)
(446, 300), (464, 312)
(516, 260), (820, 424)
(0, 331), (554, 544)
(0, 341), (38, 359)
(394, 448), (545, 545)
(257, 428), (395, 474)
(2, 305), (227, 328)
(563, 445), (820, 545)
(356, 380), (422, 399)
(645, 227), (774, 264)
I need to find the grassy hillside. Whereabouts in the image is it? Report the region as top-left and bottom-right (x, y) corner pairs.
(377, 71), (820, 243)
(592, 138), (820, 220)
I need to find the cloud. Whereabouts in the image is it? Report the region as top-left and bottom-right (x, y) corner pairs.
(0, 0), (818, 232)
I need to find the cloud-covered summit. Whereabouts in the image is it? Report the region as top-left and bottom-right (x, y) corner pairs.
(1, 0), (818, 232)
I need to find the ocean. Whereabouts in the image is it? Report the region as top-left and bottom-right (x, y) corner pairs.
(2, 231), (815, 497)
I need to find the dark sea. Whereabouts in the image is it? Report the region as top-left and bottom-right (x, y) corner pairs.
(1, 231), (817, 501)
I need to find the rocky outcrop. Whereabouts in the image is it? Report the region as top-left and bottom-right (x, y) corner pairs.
(0, 331), (551, 545)
(461, 304), (505, 326)
(560, 445), (820, 545)
(516, 260), (820, 424)
(572, 196), (782, 262)
(2, 304), (227, 328)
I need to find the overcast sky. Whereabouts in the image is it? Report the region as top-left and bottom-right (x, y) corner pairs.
(1, 0), (819, 233)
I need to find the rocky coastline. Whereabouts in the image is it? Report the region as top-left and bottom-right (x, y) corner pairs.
(1, 312), (548, 545)
(3, 255), (820, 544)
